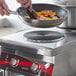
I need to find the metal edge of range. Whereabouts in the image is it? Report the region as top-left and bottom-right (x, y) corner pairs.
(52, 40), (76, 56)
(0, 38), (76, 56)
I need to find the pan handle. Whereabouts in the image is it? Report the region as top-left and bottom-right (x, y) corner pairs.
(9, 11), (18, 15)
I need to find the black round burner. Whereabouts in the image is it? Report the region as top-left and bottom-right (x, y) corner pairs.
(24, 31), (64, 43)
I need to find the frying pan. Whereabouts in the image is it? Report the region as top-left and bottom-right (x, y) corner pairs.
(11, 4), (68, 28)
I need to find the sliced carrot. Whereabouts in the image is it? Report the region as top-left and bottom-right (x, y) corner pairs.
(27, 10), (59, 20)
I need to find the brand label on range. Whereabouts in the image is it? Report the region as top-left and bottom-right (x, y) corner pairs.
(21, 67), (29, 71)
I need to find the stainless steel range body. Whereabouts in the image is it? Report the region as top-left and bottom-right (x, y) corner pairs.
(0, 28), (76, 76)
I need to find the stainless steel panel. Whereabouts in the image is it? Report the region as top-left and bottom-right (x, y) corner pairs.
(53, 30), (76, 76)
(53, 47), (76, 76)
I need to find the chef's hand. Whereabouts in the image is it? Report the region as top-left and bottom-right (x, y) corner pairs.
(17, 0), (32, 12)
(0, 0), (10, 16)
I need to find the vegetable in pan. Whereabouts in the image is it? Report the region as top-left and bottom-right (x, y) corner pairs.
(25, 10), (63, 20)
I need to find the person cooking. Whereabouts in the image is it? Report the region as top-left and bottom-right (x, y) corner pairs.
(0, 0), (32, 16)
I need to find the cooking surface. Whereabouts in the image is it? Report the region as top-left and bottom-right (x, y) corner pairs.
(0, 27), (76, 48)
(24, 30), (64, 43)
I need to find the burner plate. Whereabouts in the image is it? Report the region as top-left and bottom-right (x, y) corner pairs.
(24, 31), (64, 43)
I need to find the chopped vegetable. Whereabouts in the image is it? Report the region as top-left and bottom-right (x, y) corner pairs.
(25, 10), (62, 20)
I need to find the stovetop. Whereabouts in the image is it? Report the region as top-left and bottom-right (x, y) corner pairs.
(0, 28), (76, 57)
(24, 30), (64, 43)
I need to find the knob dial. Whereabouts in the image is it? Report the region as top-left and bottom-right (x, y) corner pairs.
(31, 63), (39, 73)
(10, 58), (19, 67)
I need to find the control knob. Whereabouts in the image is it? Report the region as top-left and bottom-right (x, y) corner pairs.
(31, 63), (39, 73)
(10, 58), (19, 67)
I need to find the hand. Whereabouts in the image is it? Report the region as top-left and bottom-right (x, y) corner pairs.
(0, 0), (10, 16)
(17, 0), (32, 12)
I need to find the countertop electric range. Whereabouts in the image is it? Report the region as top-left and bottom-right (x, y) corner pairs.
(0, 27), (76, 76)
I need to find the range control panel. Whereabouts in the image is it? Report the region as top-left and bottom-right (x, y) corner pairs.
(0, 52), (54, 76)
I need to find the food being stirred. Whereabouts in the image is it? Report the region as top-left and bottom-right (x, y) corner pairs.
(25, 10), (63, 20)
